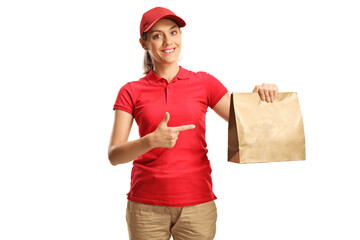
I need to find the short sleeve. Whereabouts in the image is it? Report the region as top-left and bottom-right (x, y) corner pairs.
(113, 82), (134, 116)
(205, 73), (228, 109)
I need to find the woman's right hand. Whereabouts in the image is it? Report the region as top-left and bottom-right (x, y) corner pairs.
(148, 112), (196, 148)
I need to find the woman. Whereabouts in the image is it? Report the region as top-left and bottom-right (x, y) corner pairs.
(108, 6), (278, 240)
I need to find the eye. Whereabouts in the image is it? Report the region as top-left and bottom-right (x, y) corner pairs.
(153, 34), (161, 39)
(171, 30), (178, 35)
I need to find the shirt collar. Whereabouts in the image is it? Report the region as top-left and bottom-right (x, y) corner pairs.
(145, 65), (190, 84)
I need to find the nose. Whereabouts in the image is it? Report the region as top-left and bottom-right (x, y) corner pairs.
(162, 34), (172, 46)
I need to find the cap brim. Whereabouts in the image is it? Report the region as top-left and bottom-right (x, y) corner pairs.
(144, 14), (186, 33)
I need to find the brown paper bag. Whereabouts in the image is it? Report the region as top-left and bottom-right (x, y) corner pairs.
(228, 92), (305, 164)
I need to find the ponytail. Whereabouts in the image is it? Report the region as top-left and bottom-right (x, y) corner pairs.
(143, 50), (154, 74)
(141, 32), (154, 74)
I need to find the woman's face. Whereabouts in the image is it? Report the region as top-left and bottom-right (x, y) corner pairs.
(141, 18), (182, 66)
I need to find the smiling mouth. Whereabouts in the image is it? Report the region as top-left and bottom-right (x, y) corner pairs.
(161, 48), (176, 54)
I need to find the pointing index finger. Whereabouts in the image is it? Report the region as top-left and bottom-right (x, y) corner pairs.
(172, 124), (196, 132)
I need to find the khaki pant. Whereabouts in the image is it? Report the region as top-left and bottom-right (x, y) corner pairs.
(126, 200), (217, 240)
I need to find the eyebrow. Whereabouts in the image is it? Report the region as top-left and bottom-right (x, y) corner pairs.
(150, 25), (178, 34)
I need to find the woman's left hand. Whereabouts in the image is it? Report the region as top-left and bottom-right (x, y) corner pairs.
(253, 83), (279, 103)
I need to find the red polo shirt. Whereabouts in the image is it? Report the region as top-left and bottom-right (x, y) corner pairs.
(113, 66), (228, 206)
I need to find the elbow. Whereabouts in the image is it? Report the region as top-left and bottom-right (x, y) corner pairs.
(108, 142), (134, 165)
(108, 145), (128, 166)
(108, 147), (117, 166)
(108, 154), (116, 166)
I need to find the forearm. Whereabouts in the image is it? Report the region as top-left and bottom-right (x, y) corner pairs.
(108, 133), (154, 166)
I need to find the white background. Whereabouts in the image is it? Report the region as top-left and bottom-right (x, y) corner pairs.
(1, 0), (359, 239)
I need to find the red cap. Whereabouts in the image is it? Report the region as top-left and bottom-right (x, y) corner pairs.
(139, 7), (186, 37)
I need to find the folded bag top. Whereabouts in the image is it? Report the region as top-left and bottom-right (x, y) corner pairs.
(228, 92), (306, 164)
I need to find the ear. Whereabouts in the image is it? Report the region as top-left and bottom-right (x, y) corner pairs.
(139, 37), (149, 51)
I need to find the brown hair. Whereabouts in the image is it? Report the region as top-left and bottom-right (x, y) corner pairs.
(141, 32), (154, 74)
